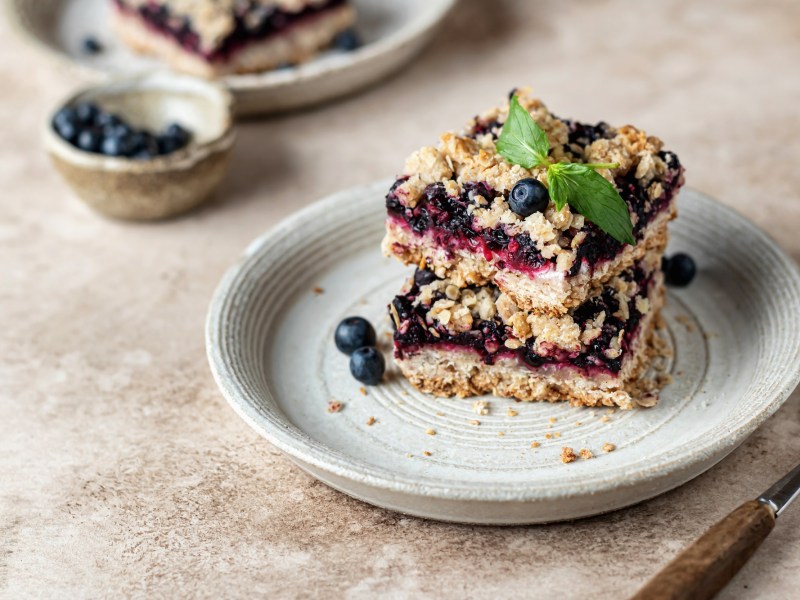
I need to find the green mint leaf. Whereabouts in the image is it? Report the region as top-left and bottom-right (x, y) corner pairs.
(496, 95), (550, 169)
(547, 163), (635, 245)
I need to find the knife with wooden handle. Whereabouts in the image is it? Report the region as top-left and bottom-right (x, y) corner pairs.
(630, 462), (800, 600)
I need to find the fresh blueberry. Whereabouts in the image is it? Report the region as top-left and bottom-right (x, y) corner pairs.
(128, 131), (157, 155)
(349, 347), (385, 385)
(335, 316), (377, 355)
(105, 121), (132, 138)
(101, 135), (122, 157)
(77, 129), (101, 153)
(158, 135), (180, 155)
(333, 29), (361, 51)
(165, 123), (190, 146)
(96, 112), (122, 129)
(101, 133), (134, 157)
(663, 253), (696, 287)
(82, 37), (103, 54)
(509, 178), (549, 217)
(53, 107), (79, 141)
(414, 268), (437, 287)
(74, 102), (100, 124)
(134, 132), (160, 157)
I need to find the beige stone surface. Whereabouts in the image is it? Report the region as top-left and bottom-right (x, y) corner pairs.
(2, 1), (800, 598)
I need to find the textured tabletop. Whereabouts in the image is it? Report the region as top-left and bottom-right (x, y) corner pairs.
(2, 1), (800, 598)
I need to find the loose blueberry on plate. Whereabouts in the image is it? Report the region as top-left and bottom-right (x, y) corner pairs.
(335, 316), (377, 355)
(333, 29), (361, 51)
(509, 178), (549, 217)
(350, 347), (385, 385)
(663, 253), (696, 287)
(82, 37), (103, 54)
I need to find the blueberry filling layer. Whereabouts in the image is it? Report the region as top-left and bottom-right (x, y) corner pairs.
(387, 120), (684, 278)
(391, 266), (655, 376)
(114, 0), (346, 62)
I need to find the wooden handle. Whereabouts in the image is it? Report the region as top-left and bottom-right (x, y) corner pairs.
(630, 500), (776, 600)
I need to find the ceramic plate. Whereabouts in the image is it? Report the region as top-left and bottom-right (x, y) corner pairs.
(206, 182), (800, 524)
(7, 0), (455, 116)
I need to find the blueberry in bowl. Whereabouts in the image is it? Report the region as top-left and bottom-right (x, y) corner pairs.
(53, 103), (194, 160)
(43, 72), (235, 221)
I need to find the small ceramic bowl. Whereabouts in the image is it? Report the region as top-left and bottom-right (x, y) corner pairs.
(43, 72), (235, 221)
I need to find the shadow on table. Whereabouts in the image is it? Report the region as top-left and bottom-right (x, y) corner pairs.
(198, 123), (295, 215)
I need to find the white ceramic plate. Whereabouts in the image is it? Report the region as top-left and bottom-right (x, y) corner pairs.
(206, 182), (800, 524)
(7, 0), (455, 116)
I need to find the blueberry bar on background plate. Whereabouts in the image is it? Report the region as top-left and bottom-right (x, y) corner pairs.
(382, 90), (684, 314)
(390, 250), (665, 409)
(112, 0), (356, 77)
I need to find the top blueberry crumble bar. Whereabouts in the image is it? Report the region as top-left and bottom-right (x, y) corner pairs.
(382, 89), (685, 314)
(112, 0), (356, 77)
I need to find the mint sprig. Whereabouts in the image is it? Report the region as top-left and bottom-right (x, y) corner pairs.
(496, 95), (549, 168)
(496, 95), (635, 245)
(548, 163), (635, 244)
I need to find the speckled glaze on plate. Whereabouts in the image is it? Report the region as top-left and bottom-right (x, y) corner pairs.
(7, 0), (456, 116)
(206, 182), (800, 524)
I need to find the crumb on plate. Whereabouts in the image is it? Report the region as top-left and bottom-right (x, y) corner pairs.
(561, 447), (577, 464)
(472, 400), (490, 416)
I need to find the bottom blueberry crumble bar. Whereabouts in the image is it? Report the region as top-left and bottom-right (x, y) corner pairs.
(389, 250), (667, 409)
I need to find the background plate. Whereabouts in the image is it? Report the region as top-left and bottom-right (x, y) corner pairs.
(206, 182), (800, 524)
(7, 0), (455, 116)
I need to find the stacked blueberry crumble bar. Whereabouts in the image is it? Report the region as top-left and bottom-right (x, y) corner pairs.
(384, 90), (685, 408)
(112, 0), (355, 77)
